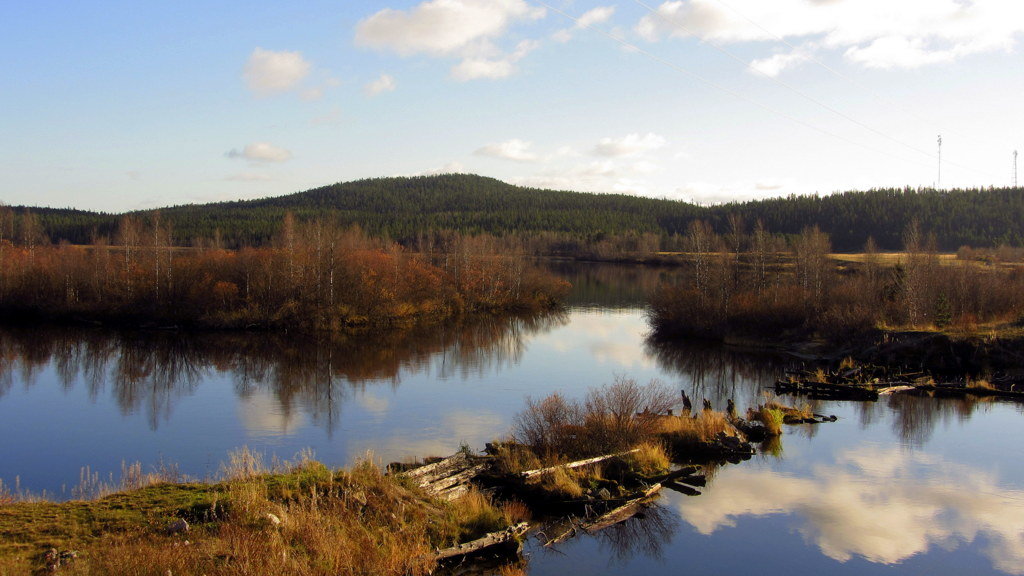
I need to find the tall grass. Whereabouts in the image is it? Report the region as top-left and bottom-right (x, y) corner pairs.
(651, 411), (735, 443)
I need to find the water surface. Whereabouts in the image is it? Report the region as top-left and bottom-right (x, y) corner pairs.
(1, 261), (1021, 575)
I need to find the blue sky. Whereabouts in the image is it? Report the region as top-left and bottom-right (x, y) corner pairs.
(2, 0), (1022, 212)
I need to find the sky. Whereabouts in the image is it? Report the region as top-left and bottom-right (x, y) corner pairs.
(2, 0), (1023, 212)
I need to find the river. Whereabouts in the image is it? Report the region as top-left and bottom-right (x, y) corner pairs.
(1, 261), (1022, 575)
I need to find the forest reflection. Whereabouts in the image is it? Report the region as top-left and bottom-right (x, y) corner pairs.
(646, 336), (1024, 447)
(0, 313), (567, 432)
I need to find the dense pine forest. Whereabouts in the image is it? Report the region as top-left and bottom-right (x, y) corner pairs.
(7, 174), (1023, 252)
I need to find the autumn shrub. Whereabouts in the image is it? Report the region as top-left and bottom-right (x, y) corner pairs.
(512, 378), (675, 460)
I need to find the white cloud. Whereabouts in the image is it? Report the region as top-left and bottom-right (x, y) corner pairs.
(554, 5), (617, 42)
(510, 158), (658, 196)
(355, 0), (544, 56)
(356, 0), (545, 80)
(226, 142), (293, 163)
(593, 133), (667, 157)
(364, 73), (397, 96)
(635, 0), (1024, 70)
(552, 29), (574, 43)
(451, 39), (539, 81)
(474, 138), (539, 162)
(416, 161), (468, 176)
(750, 46), (814, 77)
(578, 6), (617, 28)
(243, 48), (311, 94)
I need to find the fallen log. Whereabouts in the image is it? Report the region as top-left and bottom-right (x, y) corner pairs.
(404, 452), (472, 482)
(543, 519), (580, 547)
(582, 484), (661, 533)
(877, 385), (916, 396)
(663, 481), (700, 496)
(400, 452), (489, 501)
(520, 449), (639, 479)
(650, 465), (701, 484)
(435, 522), (529, 561)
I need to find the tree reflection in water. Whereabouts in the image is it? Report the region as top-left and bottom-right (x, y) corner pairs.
(0, 312), (567, 432)
(644, 337), (786, 410)
(590, 503), (680, 565)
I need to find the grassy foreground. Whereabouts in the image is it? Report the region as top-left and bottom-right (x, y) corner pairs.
(0, 450), (522, 576)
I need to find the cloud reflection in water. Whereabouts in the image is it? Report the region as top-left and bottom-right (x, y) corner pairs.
(677, 447), (1024, 573)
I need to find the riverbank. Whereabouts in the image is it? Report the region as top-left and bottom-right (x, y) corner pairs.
(0, 379), (797, 575)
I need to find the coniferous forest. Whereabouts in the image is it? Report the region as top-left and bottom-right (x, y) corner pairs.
(9, 174), (1024, 252)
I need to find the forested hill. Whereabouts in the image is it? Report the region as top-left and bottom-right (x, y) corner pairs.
(9, 174), (1024, 251)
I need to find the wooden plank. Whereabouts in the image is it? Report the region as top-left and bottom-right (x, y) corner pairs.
(404, 453), (469, 481)
(520, 449), (639, 479)
(435, 522), (529, 561)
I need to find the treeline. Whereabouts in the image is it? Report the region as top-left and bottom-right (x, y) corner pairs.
(647, 217), (1024, 342)
(10, 174), (1024, 252)
(0, 211), (568, 331)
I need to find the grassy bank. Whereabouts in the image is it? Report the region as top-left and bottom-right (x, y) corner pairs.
(0, 450), (521, 576)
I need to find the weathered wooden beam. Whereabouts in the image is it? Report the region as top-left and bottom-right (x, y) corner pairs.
(404, 452), (470, 481)
(420, 464), (488, 496)
(520, 449), (639, 479)
(581, 484), (661, 533)
(435, 522), (529, 561)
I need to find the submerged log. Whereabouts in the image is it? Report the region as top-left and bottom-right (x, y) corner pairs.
(520, 449), (639, 479)
(435, 522), (529, 561)
(582, 484), (661, 533)
(663, 481), (700, 496)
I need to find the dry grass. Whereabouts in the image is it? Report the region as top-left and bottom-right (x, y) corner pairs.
(621, 442), (671, 477)
(0, 452), (513, 576)
(749, 406), (784, 436)
(535, 467), (585, 499)
(651, 411), (736, 443)
(498, 565), (528, 576)
(492, 441), (543, 475)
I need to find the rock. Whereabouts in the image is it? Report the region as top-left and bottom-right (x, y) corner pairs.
(596, 488), (612, 500)
(166, 518), (190, 535)
(267, 513), (281, 526)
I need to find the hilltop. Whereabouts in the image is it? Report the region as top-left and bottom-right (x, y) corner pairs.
(6, 174), (1023, 251)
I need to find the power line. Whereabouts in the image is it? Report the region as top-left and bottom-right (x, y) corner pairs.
(534, 1), (938, 175)
(630, 0), (998, 181)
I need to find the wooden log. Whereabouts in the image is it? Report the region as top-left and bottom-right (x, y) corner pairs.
(404, 452), (470, 481)
(675, 474), (706, 488)
(543, 519), (580, 547)
(520, 449), (639, 479)
(663, 481), (700, 496)
(649, 465), (701, 484)
(582, 484), (661, 533)
(877, 385), (916, 396)
(435, 522), (529, 561)
(419, 464), (488, 496)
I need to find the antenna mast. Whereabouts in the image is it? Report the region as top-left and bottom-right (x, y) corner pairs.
(936, 135), (942, 188)
(1015, 150), (1019, 188)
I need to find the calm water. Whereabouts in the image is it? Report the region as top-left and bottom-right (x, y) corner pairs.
(1, 262), (1022, 575)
